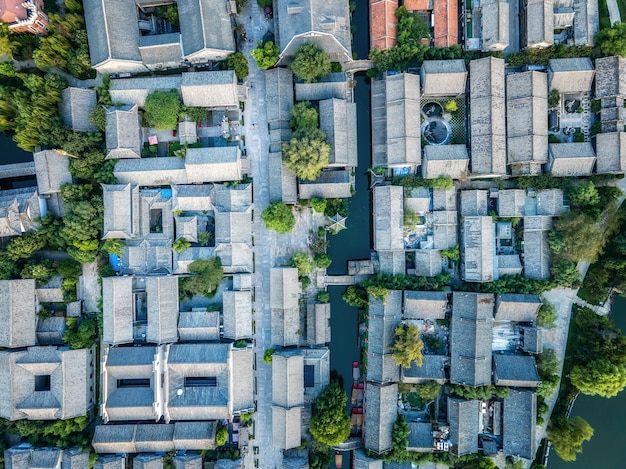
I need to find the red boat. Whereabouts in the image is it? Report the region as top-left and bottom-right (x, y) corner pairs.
(335, 451), (343, 468)
(353, 361), (359, 380)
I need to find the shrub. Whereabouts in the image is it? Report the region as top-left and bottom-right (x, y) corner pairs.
(263, 348), (274, 364)
(310, 198), (327, 214)
(314, 253), (332, 269)
(316, 291), (330, 303)
(143, 90), (181, 130)
(216, 425), (228, 447)
(227, 52), (249, 81)
(173, 237), (191, 253)
(262, 201), (296, 233)
(290, 43), (331, 83)
(250, 40), (279, 69)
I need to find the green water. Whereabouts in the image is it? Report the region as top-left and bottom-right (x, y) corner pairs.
(549, 296), (626, 469)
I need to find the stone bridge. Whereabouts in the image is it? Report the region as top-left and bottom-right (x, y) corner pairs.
(343, 59), (376, 73)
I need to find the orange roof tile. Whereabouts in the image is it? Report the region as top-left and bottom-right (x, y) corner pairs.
(433, 0), (458, 48)
(370, 0), (399, 51)
(404, 0), (430, 11)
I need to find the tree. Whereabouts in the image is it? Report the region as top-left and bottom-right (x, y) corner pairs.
(282, 128), (330, 180)
(441, 245), (460, 261)
(290, 101), (318, 130)
(291, 251), (314, 275)
(21, 259), (55, 286)
(549, 212), (605, 263)
(290, 43), (331, 83)
(568, 180), (600, 211)
(263, 348), (275, 364)
(366, 285), (388, 301)
(227, 52), (249, 81)
(69, 149), (106, 181)
(261, 201), (296, 233)
(404, 209), (419, 227)
(102, 238), (124, 257)
(6, 231), (47, 261)
(314, 253), (332, 269)
(596, 22), (626, 57)
(414, 381), (441, 400)
(547, 416), (594, 462)
(181, 258), (224, 297)
(390, 324), (424, 368)
(63, 317), (97, 349)
(537, 301), (558, 329)
(143, 90), (181, 130)
(250, 40), (280, 69)
(90, 105), (106, 132)
(342, 285), (368, 308)
(172, 237), (191, 253)
(182, 106), (207, 122)
(548, 89), (561, 108)
(310, 198), (327, 214)
(317, 291), (330, 303)
(551, 260), (580, 287)
(216, 425), (228, 447)
(309, 381), (350, 446)
(570, 359), (626, 397)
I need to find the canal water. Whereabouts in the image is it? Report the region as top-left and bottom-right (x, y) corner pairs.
(0, 133), (32, 165)
(548, 296), (626, 469)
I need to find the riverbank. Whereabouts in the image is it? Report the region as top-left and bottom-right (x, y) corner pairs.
(549, 296), (626, 468)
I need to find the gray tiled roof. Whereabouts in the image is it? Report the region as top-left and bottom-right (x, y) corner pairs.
(178, 309), (220, 342)
(171, 184), (213, 211)
(526, 0), (553, 47)
(214, 183), (252, 212)
(307, 303), (331, 345)
(493, 354), (540, 387)
(298, 169), (352, 199)
(215, 211), (252, 245)
(272, 353), (304, 408)
(548, 142), (595, 176)
(422, 145), (469, 179)
(265, 68), (294, 123)
(401, 354), (447, 384)
(178, 0), (235, 62)
(503, 390), (537, 459)
(34, 150), (72, 195)
(523, 224), (552, 280)
(319, 98), (358, 167)
(223, 290), (252, 340)
(536, 188), (564, 216)
(481, 0), (509, 50)
(102, 184), (140, 239)
(595, 132), (626, 173)
(497, 189), (525, 217)
(102, 277), (134, 345)
(276, 0), (352, 61)
(272, 406), (301, 449)
(447, 397), (480, 456)
(548, 58), (594, 93)
(461, 216), (495, 283)
(62, 447), (91, 469)
(469, 57), (506, 175)
(146, 276), (179, 344)
(364, 383), (397, 454)
(181, 71), (238, 108)
(231, 347), (254, 413)
(450, 292), (493, 386)
(133, 454), (164, 469)
(420, 60), (467, 96)
(83, 0), (143, 72)
(105, 105), (141, 160)
(497, 254), (523, 277)
(460, 190), (488, 216)
(373, 185), (404, 250)
(0, 279), (36, 349)
(0, 188), (41, 237)
(186, 147), (242, 183)
(403, 291), (448, 320)
(270, 268), (301, 347)
(109, 76), (182, 107)
(506, 72), (548, 174)
(414, 249), (443, 277)
(61, 88), (98, 132)
(354, 449), (383, 469)
(95, 455), (126, 469)
(595, 56), (626, 98)
(0, 347), (91, 421)
(407, 421), (434, 451)
(371, 73), (421, 168)
(522, 326), (544, 354)
(295, 73), (348, 101)
(495, 294), (542, 322)
(173, 453), (202, 469)
(139, 34), (183, 69)
(134, 425), (176, 453)
(377, 250), (406, 276)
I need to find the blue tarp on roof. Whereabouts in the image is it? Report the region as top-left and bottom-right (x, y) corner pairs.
(109, 254), (121, 272)
(160, 188), (172, 198)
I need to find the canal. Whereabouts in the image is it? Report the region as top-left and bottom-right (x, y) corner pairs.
(327, 0), (372, 407)
(0, 133), (36, 190)
(548, 296), (626, 469)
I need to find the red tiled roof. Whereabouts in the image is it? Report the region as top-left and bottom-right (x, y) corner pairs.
(433, 0), (458, 47)
(0, 0), (28, 24)
(370, 0), (399, 51)
(404, 0), (430, 11)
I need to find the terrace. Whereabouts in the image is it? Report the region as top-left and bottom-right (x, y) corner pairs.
(420, 97), (466, 146)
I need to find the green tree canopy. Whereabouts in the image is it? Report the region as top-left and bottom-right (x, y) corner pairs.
(282, 128), (330, 181)
(342, 285), (368, 308)
(227, 52), (249, 81)
(68, 149), (106, 181)
(309, 380), (350, 446)
(21, 259), (55, 286)
(144, 90), (181, 130)
(548, 212), (605, 263)
(250, 40), (279, 69)
(389, 323), (424, 368)
(290, 251), (314, 276)
(290, 101), (319, 130)
(596, 22), (626, 57)
(547, 417), (594, 462)
(63, 317), (97, 349)
(570, 359), (626, 398)
(261, 201), (296, 233)
(314, 253), (332, 269)
(414, 381), (441, 400)
(181, 258), (224, 297)
(290, 43), (331, 83)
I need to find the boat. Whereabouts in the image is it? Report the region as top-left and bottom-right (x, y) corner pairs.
(351, 383), (364, 405)
(335, 451), (342, 468)
(353, 361), (359, 380)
